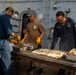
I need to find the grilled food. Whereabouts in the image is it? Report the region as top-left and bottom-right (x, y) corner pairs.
(47, 50), (65, 59)
(31, 49), (51, 55)
(32, 49), (66, 59)
(68, 48), (76, 55)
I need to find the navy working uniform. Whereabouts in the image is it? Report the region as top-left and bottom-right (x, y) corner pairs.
(51, 17), (76, 51)
(0, 12), (13, 75)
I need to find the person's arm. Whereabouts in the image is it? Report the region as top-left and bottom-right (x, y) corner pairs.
(1, 14), (13, 36)
(72, 19), (76, 48)
(21, 26), (29, 43)
(40, 31), (45, 39)
(1, 14), (20, 40)
(21, 32), (28, 43)
(36, 23), (45, 44)
(23, 32), (28, 40)
(11, 32), (18, 38)
(23, 25), (29, 40)
(38, 23), (45, 39)
(51, 24), (59, 49)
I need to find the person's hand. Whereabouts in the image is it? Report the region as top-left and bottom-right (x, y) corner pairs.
(10, 39), (17, 44)
(15, 35), (20, 41)
(36, 37), (41, 44)
(50, 45), (54, 50)
(21, 39), (25, 43)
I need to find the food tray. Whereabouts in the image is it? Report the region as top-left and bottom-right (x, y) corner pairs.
(66, 55), (76, 61)
(25, 43), (38, 50)
(20, 46), (27, 51)
(12, 46), (27, 52)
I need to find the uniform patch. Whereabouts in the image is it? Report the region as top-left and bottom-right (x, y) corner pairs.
(75, 25), (76, 27)
(67, 23), (71, 27)
(33, 26), (36, 29)
(57, 26), (61, 28)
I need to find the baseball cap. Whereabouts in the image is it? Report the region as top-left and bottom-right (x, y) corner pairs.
(27, 10), (37, 17)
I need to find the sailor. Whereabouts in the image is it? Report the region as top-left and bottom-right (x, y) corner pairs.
(21, 10), (45, 75)
(0, 7), (20, 75)
(51, 11), (76, 75)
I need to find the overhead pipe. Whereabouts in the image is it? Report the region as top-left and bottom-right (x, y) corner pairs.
(0, 0), (42, 3)
(55, 0), (76, 2)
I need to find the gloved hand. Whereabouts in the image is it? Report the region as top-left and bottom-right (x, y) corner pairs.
(15, 35), (20, 41)
(10, 39), (17, 44)
(21, 39), (25, 43)
(36, 37), (41, 44)
(50, 45), (54, 50)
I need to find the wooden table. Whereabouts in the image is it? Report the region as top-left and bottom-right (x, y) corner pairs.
(11, 50), (76, 75)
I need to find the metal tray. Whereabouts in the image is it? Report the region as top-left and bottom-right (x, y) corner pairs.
(26, 43), (38, 50)
(12, 46), (28, 52)
(66, 55), (76, 61)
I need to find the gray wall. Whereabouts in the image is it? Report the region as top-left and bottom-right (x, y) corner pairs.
(0, 0), (76, 48)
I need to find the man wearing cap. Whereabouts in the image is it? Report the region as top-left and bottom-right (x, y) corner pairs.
(21, 10), (45, 75)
